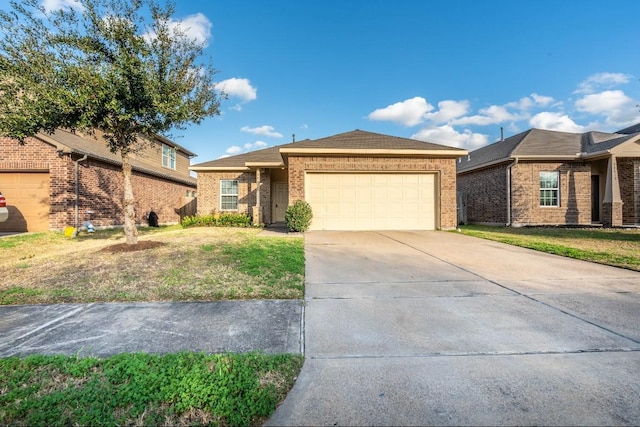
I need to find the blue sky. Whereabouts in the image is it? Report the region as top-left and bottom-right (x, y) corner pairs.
(30, 0), (640, 162)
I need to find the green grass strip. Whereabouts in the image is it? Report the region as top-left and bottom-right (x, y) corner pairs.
(0, 352), (303, 426)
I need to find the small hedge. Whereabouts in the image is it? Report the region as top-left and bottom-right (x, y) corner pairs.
(182, 212), (254, 228)
(285, 200), (313, 232)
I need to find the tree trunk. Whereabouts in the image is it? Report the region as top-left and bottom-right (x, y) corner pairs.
(121, 151), (138, 244)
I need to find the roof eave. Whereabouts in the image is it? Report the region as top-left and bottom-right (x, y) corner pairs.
(579, 150), (611, 160)
(457, 154), (583, 174)
(152, 133), (197, 157)
(245, 161), (285, 168)
(279, 148), (468, 157)
(512, 155), (579, 160)
(36, 133), (74, 154)
(189, 166), (250, 171)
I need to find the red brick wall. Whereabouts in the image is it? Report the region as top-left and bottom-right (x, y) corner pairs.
(196, 170), (272, 224)
(0, 135), (196, 230)
(286, 155), (459, 229)
(619, 158), (640, 224)
(510, 161), (591, 226)
(77, 159), (196, 228)
(457, 164), (509, 225)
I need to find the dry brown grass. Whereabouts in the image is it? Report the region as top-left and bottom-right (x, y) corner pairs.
(0, 226), (304, 305)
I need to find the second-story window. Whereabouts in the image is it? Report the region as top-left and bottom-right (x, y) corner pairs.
(162, 144), (176, 170)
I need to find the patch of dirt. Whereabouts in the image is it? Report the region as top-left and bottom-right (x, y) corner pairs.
(99, 241), (166, 253)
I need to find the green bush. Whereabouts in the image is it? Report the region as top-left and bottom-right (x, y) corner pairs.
(181, 212), (254, 228)
(285, 200), (313, 232)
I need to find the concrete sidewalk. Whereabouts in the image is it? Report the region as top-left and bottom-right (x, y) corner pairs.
(0, 300), (303, 358)
(266, 230), (640, 426)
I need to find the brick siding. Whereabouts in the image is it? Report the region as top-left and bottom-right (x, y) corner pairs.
(287, 155), (459, 229)
(457, 161), (592, 226)
(0, 135), (196, 231)
(619, 157), (640, 224)
(196, 170), (272, 224)
(511, 161), (591, 226)
(457, 164), (508, 225)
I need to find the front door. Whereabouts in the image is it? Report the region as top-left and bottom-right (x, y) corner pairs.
(591, 175), (600, 222)
(272, 182), (288, 223)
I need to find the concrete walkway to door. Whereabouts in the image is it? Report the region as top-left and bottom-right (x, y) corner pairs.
(266, 230), (640, 426)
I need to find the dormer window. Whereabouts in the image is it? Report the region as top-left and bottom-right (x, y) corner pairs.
(162, 144), (176, 170)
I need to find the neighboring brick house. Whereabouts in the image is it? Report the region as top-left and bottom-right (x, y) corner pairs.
(0, 129), (197, 232)
(457, 127), (640, 227)
(191, 130), (467, 231)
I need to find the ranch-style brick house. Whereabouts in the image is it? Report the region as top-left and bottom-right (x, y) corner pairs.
(0, 129), (197, 232)
(191, 130), (468, 231)
(457, 126), (640, 227)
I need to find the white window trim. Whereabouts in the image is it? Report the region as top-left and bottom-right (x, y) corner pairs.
(220, 179), (239, 211)
(162, 144), (176, 170)
(539, 171), (560, 207)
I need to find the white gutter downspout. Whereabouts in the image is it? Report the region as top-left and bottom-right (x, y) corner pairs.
(506, 157), (519, 226)
(75, 155), (88, 229)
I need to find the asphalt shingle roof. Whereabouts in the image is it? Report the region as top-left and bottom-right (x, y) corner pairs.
(191, 129), (467, 170)
(39, 129), (197, 186)
(457, 126), (640, 173)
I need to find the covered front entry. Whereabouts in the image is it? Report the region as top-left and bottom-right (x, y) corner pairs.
(0, 172), (50, 232)
(305, 172), (437, 231)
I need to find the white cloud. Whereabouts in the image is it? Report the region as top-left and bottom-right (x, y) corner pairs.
(452, 104), (526, 126)
(243, 141), (268, 151)
(529, 112), (585, 133)
(412, 125), (488, 150)
(368, 97), (434, 126)
(506, 93), (555, 110)
(240, 125), (283, 138)
(143, 13), (212, 47)
(531, 93), (554, 106)
(222, 140), (268, 157)
(574, 72), (632, 94)
(215, 78), (257, 103)
(575, 90), (632, 115)
(424, 100), (470, 124)
(225, 145), (242, 155)
(41, 0), (84, 12)
(168, 13), (212, 46)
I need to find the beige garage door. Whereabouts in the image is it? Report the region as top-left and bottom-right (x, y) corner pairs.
(306, 172), (437, 231)
(0, 172), (50, 232)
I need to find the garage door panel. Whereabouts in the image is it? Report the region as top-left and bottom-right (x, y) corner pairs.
(0, 172), (50, 232)
(307, 172), (436, 231)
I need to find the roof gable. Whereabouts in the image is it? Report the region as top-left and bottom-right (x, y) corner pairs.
(192, 129), (468, 171)
(282, 129), (462, 151)
(37, 129), (197, 185)
(458, 127), (640, 173)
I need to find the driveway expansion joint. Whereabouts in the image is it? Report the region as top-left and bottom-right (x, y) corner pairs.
(307, 347), (640, 360)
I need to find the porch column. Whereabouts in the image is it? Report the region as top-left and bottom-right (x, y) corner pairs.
(253, 168), (261, 225)
(602, 155), (623, 227)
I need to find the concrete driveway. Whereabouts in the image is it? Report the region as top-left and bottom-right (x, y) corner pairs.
(267, 230), (640, 426)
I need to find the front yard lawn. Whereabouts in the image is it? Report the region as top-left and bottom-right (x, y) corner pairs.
(459, 225), (640, 271)
(0, 226), (306, 426)
(0, 227), (305, 305)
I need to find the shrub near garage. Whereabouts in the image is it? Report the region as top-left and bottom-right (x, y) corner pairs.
(182, 212), (254, 228)
(285, 200), (313, 232)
